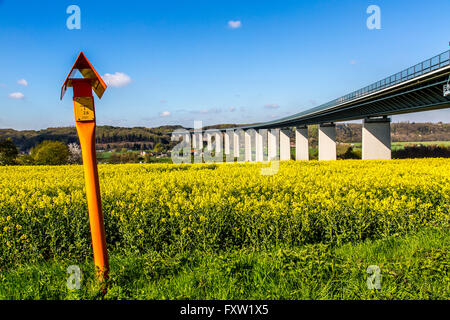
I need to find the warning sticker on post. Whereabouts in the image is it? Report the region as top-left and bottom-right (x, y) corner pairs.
(73, 97), (95, 122)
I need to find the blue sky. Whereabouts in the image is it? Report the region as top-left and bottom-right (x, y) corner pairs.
(0, 0), (449, 130)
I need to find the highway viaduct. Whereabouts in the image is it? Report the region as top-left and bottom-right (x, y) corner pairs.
(176, 50), (450, 162)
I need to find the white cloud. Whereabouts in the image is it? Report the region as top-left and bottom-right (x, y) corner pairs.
(9, 92), (24, 99)
(264, 104), (280, 109)
(228, 20), (242, 29)
(102, 72), (131, 87)
(17, 79), (28, 86)
(160, 111), (171, 117)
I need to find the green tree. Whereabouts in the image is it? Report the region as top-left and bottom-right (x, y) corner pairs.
(0, 138), (18, 165)
(338, 145), (361, 160)
(153, 142), (164, 153)
(31, 141), (70, 165)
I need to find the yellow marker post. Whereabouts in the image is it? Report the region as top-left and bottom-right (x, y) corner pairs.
(61, 52), (109, 286)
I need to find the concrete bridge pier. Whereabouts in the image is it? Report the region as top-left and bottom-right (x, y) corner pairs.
(224, 130), (235, 162)
(224, 131), (231, 155)
(255, 130), (265, 162)
(192, 132), (203, 150)
(192, 131), (203, 163)
(295, 126), (309, 161)
(184, 132), (191, 146)
(318, 123), (336, 161)
(267, 129), (279, 161)
(362, 117), (391, 160)
(214, 132), (222, 153)
(233, 131), (240, 158)
(244, 129), (256, 162)
(192, 133), (197, 149)
(280, 129), (291, 160)
(206, 133), (213, 151)
(204, 131), (222, 154)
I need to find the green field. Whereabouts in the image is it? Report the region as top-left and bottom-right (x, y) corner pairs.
(1, 228), (448, 300)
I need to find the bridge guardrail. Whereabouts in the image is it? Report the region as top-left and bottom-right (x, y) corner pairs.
(325, 50), (450, 109)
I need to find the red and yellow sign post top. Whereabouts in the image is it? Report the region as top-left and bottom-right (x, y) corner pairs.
(61, 52), (109, 285)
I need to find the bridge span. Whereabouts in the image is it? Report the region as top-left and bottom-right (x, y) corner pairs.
(178, 50), (450, 161)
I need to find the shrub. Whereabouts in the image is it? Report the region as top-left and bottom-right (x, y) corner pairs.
(339, 146), (361, 159)
(393, 145), (450, 159)
(31, 141), (70, 165)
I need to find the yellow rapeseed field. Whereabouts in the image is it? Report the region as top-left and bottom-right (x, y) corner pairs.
(0, 159), (449, 267)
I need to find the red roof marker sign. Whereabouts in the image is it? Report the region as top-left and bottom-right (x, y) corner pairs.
(60, 52), (107, 100)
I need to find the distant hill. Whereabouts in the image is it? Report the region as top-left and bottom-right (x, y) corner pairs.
(0, 125), (183, 152)
(0, 122), (448, 152)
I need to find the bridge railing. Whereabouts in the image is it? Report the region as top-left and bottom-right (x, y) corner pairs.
(321, 50), (450, 110)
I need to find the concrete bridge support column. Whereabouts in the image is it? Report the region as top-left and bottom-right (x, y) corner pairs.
(214, 132), (222, 153)
(192, 133), (197, 149)
(206, 133), (213, 151)
(244, 130), (255, 162)
(197, 132), (204, 150)
(179, 132), (191, 153)
(255, 130), (265, 162)
(193, 132), (203, 150)
(280, 129), (291, 161)
(295, 126), (309, 161)
(192, 131), (203, 163)
(318, 123), (336, 161)
(224, 131), (231, 155)
(224, 130), (235, 163)
(184, 132), (191, 146)
(362, 117), (391, 160)
(267, 129), (279, 161)
(233, 131), (240, 158)
(199, 132), (204, 151)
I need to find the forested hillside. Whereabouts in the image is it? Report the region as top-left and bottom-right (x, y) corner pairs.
(0, 122), (448, 152)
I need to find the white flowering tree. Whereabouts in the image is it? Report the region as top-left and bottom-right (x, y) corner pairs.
(68, 143), (82, 164)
